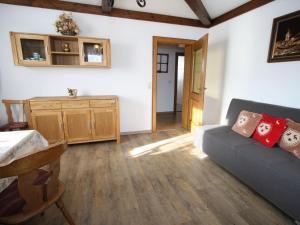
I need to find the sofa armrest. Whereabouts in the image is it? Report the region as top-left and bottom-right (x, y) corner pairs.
(193, 125), (224, 150)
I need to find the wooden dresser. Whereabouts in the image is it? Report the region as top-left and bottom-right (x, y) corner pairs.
(27, 96), (120, 144)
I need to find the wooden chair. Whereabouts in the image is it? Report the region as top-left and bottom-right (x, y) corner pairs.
(0, 142), (76, 225)
(0, 100), (29, 131)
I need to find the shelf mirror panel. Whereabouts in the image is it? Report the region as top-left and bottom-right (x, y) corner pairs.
(20, 39), (46, 62)
(83, 42), (104, 63)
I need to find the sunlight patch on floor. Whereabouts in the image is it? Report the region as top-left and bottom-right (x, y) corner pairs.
(129, 133), (208, 160)
(129, 133), (192, 157)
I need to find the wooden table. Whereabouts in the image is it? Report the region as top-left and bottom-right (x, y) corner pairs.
(0, 130), (48, 192)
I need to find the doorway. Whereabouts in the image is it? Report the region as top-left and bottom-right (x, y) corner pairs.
(152, 35), (208, 132)
(156, 47), (185, 131)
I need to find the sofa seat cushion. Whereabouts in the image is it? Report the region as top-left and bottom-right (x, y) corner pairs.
(203, 126), (256, 173)
(204, 126), (256, 148)
(233, 142), (300, 219)
(235, 143), (300, 185)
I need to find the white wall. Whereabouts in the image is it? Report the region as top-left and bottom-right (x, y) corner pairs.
(1, 0), (300, 131)
(176, 56), (185, 108)
(156, 45), (184, 112)
(0, 4), (206, 132)
(204, 0), (300, 125)
(0, 69), (4, 125)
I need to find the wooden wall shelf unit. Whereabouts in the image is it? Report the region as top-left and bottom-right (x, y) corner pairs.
(10, 32), (111, 68)
(28, 96), (120, 144)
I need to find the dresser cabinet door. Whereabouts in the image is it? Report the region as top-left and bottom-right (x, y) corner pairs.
(63, 109), (92, 143)
(91, 108), (116, 140)
(31, 111), (64, 144)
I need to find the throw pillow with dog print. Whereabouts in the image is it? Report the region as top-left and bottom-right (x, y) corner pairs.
(253, 114), (287, 148)
(232, 110), (263, 137)
(279, 119), (300, 159)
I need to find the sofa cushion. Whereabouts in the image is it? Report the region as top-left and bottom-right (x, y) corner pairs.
(232, 110), (262, 137)
(253, 114), (287, 148)
(233, 142), (300, 219)
(205, 126), (256, 147)
(235, 142), (299, 170)
(203, 126), (257, 173)
(279, 119), (300, 159)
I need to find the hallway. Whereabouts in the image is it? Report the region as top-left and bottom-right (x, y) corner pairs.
(157, 112), (182, 131)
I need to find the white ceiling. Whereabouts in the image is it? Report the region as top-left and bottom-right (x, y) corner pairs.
(63, 0), (198, 19)
(63, 0), (251, 19)
(202, 0), (250, 18)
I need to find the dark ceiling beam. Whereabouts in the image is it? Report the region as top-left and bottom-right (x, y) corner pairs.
(0, 0), (276, 28)
(0, 0), (206, 28)
(185, 0), (211, 26)
(211, 0), (274, 27)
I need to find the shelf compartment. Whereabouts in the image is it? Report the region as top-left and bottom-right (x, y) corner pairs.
(50, 36), (79, 53)
(52, 55), (79, 66)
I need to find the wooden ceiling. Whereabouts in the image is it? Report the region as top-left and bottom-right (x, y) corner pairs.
(0, 0), (274, 28)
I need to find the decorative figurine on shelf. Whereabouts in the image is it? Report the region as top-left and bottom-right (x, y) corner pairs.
(32, 52), (40, 60)
(67, 88), (78, 98)
(55, 13), (80, 36)
(62, 43), (71, 52)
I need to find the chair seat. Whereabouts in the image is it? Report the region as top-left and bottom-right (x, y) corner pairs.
(0, 122), (28, 131)
(0, 169), (51, 217)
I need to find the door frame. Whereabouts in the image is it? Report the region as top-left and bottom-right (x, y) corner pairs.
(152, 36), (195, 132)
(174, 52), (185, 113)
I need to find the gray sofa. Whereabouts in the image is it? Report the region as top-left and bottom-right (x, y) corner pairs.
(202, 99), (300, 222)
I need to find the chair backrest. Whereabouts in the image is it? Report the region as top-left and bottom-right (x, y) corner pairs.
(2, 100), (28, 123)
(0, 142), (66, 214)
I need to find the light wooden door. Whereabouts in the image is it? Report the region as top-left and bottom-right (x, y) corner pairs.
(15, 33), (51, 66)
(31, 111), (64, 144)
(63, 109), (92, 143)
(91, 108), (116, 140)
(78, 38), (110, 67)
(188, 34), (209, 131)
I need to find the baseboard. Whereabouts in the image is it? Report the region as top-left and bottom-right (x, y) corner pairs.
(121, 130), (152, 135)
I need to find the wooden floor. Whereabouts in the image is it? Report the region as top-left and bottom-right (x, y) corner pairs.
(23, 130), (293, 225)
(157, 112), (182, 131)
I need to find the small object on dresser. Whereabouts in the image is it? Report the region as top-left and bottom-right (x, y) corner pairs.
(67, 88), (78, 98)
(62, 43), (71, 52)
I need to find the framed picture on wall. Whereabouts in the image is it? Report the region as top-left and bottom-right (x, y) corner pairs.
(157, 53), (169, 73)
(268, 10), (300, 63)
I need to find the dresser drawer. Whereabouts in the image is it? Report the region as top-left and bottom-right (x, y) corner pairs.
(90, 99), (116, 108)
(62, 100), (90, 109)
(30, 101), (61, 110)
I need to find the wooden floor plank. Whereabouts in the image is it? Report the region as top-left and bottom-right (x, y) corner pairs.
(22, 130), (294, 225)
